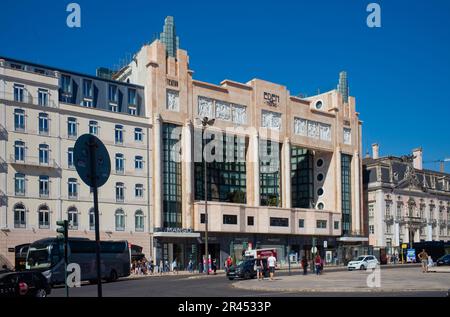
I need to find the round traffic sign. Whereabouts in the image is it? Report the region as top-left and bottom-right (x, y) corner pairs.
(311, 246), (317, 254)
(73, 134), (111, 188)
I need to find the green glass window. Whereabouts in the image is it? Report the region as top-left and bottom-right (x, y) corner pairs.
(341, 154), (352, 234)
(291, 146), (314, 208)
(162, 123), (182, 228)
(194, 132), (247, 203)
(260, 140), (281, 206)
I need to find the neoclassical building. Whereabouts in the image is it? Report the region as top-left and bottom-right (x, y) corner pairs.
(113, 17), (365, 267)
(0, 57), (151, 267)
(363, 144), (450, 259)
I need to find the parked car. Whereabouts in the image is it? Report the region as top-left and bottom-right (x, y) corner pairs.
(227, 259), (269, 280)
(436, 254), (450, 266)
(347, 255), (379, 271)
(0, 271), (51, 297)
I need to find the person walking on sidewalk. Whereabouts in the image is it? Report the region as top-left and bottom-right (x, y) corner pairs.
(267, 254), (277, 281)
(314, 254), (322, 275)
(255, 256), (264, 281)
(418, 249), (429, 273)
(301, 256), (308, 275)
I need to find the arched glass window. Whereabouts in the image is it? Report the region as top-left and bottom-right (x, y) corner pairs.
(89, 208), (95, 230)
(115, 209), (125, 231)
(135, 210), (144, 232)
(14, 203), (26, 228)
(68, 206), (78, 229)
(38, 205), (50, 229)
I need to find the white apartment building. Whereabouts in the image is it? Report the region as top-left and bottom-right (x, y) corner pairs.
(0, 57), (152, 267)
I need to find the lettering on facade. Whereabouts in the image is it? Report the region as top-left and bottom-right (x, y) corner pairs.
(155, 227), (193, 234)
(167, 78), (179, 87)
(263, 92), (279, 107)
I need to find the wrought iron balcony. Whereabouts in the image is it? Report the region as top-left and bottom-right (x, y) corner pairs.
(9, 155), (59, 169)
(0, 190), (7, 207)
(0, 124), (7, 141)
(384, 214), (394, 223)
(439, 219), (447, 227)
(0, 92), (57, 108)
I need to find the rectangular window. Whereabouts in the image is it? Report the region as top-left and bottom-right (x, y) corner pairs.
(116, 183), (124, 202)
(200, 213), (206, 224)
(89, 121), (98, 135)
(369, 225), (375, 234)
(316, 220), (327, 229)
(83, 79), (93, 98)
(39, 175), (49, 197)
(135, 184), (144, 198)
(341, 154), (352, 234)
(247, 216), (254, 226)
(38, 89), (48, 106)
(195, 132), (247, 204)
(14, 109), (25, 131)
(68, 179), (77, 199)
(38, 113), (49, 134)
(115, 154), (124, 173)
(15, 173), (25, 195)
(368, 204), (375, 218)
(334, 221), (339, 230)
(270, 217), (289, 227)
(223, 215), (238, 225)
(115, 125), (123, 144)
(68, 148), (74, 168)
(134, 128), (143, 142)
(260, 140), (280, 206)
(299, 219), (305, 228)
(14, 84), (24, 102)
(128, 88), (136, 105)
(135, 156), (143, 170)
(291, 146), (314, 208)
(163, 123), (182, 228)
(109, 85), (118, 103)
(39, 145), (49, 164)
(14, 141), (25, 161)
(67, 118), (77, 138)
(61, 75), (71, 94)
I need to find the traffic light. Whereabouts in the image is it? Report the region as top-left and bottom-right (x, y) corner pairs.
(56, 220), (68, 240)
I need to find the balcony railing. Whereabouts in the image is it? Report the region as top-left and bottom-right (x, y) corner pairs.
(0, 92), (57, 108)
(439, 220), (447, 227)
(384, 214), (394, 223)
(1, 60), (58, 78)
(0, 190), (7, 206)
(0, 124), (7, 141)
(9, 155), (60, 169)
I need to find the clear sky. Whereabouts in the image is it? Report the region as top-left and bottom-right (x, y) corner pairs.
(1, 0), (449, 172)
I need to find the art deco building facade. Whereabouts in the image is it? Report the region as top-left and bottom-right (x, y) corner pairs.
(363, 144), (450, 258)
(113, 18), (365, 267)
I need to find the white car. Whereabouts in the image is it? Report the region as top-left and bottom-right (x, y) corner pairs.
(347, 255), (379, 271)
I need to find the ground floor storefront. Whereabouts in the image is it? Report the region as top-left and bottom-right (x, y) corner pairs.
(152, 232), (343, 271)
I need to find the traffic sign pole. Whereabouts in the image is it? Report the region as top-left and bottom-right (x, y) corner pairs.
(89, 137), (102, 298)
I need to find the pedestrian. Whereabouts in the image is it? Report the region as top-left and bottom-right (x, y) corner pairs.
(159, 259), (164, 275)
(418, 249), (429, 273)
(226, 256), (232, 273)
(427, 255), (433, 269)
(314, 254), (322, 275)
(301, 256), (308, 275)
(255, 256), (264, 281)
(188, 259), (193, 273)
(267, 253), (277, 281)
(212, 259), (217, 274)
(172, 259), (178, 274)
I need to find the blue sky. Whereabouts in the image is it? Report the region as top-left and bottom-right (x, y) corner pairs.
(1, 0), (449, 172)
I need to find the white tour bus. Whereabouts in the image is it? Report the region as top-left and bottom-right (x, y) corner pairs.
(25, 237), (130, 286)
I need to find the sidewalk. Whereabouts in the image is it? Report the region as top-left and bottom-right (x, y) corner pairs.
(231, 266), (450, 293)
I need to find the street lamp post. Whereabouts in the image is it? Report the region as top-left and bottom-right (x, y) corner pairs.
(201, 117), (215, 275)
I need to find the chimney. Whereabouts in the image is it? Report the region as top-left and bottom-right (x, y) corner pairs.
(412, 147), (423, 170)
(372, 143), (379, 159)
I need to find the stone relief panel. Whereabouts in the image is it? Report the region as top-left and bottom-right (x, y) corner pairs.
(198, 96), (213, 118)
(231, 104), (247, 124)
(343, 128), (352, 145)
(294, 117), (331, 142)
(215, 101), (231, 121)
(166, 89), (180, 111)
(261, 110), (281, 131)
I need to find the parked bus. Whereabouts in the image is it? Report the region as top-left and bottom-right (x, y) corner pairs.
(25, 237), (130, 286)
(14, 243), (30, 271)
